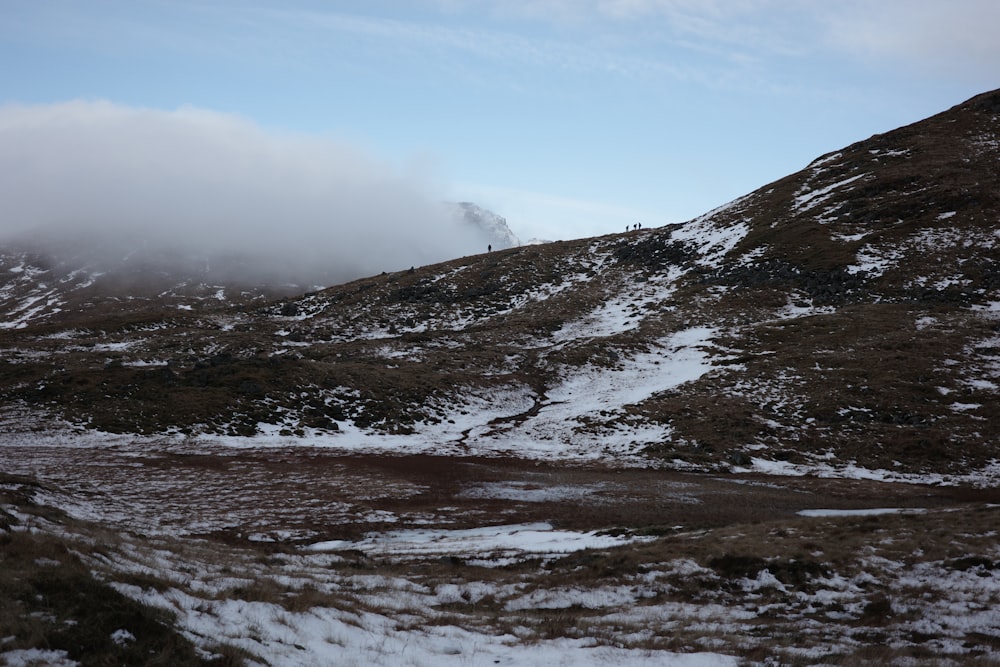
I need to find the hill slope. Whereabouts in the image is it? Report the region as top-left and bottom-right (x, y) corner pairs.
(2, 90), (1000, 479)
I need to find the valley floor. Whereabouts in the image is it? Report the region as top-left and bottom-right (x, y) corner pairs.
(3, 434), (1000, 666)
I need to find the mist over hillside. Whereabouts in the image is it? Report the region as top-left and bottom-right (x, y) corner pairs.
(0, 100), (503, 288)
(4, 87), (1000, 472)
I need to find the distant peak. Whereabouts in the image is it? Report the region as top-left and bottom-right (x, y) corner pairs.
(449, 201), (521, 249)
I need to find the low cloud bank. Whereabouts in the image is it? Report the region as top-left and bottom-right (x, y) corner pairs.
(0, 100), (485, 286)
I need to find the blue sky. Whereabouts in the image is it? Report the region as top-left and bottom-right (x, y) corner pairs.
(2, 0), (998, 244)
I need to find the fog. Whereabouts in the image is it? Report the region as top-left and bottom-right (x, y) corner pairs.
(0, 101), (488, 287)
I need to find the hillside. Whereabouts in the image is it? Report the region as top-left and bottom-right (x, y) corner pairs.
(3, 90), (999, 478)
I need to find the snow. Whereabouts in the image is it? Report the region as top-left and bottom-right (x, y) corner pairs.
(750, 457), (926, 483)
(832, 231), (868, 242)
(92, 341), (136, 352)
(551, 268), (681, 342)
(110, 629), (136, 646)
(740, 568), (787, 593)
(741, 456), (1000, 488)
(685, 192), (752, 230)
(967, 379), (998, 391)
(0, 293), (63, 330)
(0, 649), (78, 666)
(195, 323), (724, 463)
(111, 582), (738, 667)
(553, 327), (716, 405)
(748, 458), (809, 477)
(478, 326), (722, 459)
(797, 508), (926, 518)
(772, 296), (835, 320)
(793, 173), (866, 212)
(458, 481), (612, 503)
(847, 242), (904, 276)
(807, 152), (843, 168)
(670, 215), (750, 268)
(122, 359), (169, 368)
(505, 585), (648, 611)
(304, 522), (652, 559)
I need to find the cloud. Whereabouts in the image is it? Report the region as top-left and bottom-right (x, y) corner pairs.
(0, 100), (486, 286)
(427, 0), (801, 51)
(820, 0), (1000, 77)
(427, 1), (1000, 80)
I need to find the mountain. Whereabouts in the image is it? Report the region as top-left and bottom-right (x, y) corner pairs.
(450, 201), (521, 249)
(0, 201), (519, 330)
(2, 90), (1000, 479)
(0, 234), (293, 331)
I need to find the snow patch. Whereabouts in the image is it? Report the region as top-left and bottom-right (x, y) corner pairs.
(0, 649), (78, 666)
(671, 215), (750, 269)
(807, 152), (842, 168)
(797, 508), (926, 518)
(304, 522), (651, 559)
(793, 173), (866, 212)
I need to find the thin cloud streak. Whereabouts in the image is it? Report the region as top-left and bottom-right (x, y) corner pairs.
(820, 0), (1000, 76)
(255, 6), (693, 82)
(0, 100), (484, 286)
(430, 0), (1000, 79)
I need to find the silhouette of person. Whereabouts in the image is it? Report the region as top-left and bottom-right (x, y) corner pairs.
(488, 244), (492, 252)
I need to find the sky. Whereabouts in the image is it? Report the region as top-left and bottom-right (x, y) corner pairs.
(1, 1), (998, 266)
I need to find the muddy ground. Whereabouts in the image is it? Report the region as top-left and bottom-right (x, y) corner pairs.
(4, 442), (994, 546)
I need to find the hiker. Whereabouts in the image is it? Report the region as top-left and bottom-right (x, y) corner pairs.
(488, 244), (492, 252)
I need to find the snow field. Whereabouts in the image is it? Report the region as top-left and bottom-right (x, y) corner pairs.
(94, 530), (739, 667)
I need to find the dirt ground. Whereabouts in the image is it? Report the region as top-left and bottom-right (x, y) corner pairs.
(4, 442), (994, 546)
